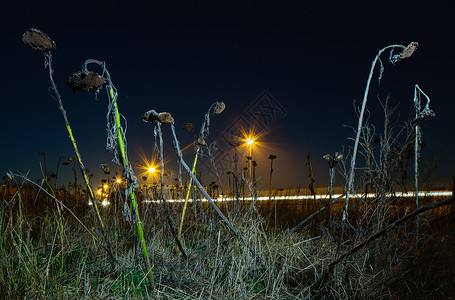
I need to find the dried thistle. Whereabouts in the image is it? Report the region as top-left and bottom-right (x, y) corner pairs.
(142, 110), (174, 124)
(182, 122), (194, 131)
(22, 28), (56, 51)
(213, 101), (226, 115)
(66, 71), (106, 93)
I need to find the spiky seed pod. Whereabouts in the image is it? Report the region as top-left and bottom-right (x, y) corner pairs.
(142, 110), (174, 124)
(100, 164), (111, 175)
(197, 138), (206, 146)
(213, 101), (226, 115)
(182, 123), (194, 131)
(66, 71), (106, 93)
(22, 28), (56, 51)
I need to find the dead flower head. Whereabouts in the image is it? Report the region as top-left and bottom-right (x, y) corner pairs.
(100, 164), (111, 175)
(62, 157), (74, 165)
(182, 123), (194, 132)
(22, 28), (56, 51)
(399, 42), (419, 60)
(66, 71), (106, 93)
(197, 138), (206, 146)
(229, 141), (241, 148)
(213, 101), (226, 115)
(142, 110), (174, 124)
(392, 42), (419, 63)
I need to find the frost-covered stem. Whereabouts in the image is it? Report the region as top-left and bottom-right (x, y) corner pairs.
(413, 84), (434, 250)
(179, 101), (223, 239)
(339, 44), (407, 255)
(170, 123), (263, 263)
(155, 124), (187, 259)
(342, 44), (406, 222)
(84, 59), (155, 288)
(44, 52), (116, 267)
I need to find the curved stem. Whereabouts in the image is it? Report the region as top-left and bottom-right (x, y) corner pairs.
(44, 52), (116, 268)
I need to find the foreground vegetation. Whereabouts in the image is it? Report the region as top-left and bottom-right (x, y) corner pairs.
(1, 181), (454, 299)
(9, 28), (453, 299)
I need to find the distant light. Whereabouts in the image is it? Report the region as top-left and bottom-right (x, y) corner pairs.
(101, 200), (110, 206)
(148, 166), (156, 174)
(103, 184), (108, 190)
(97, 190), (102, 195)
(246, 138), (254, 146)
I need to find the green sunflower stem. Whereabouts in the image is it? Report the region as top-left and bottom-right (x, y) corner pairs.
(178, 146), (200, 240)
(44, 52), (116, 269)
(108, 87), (156, 290)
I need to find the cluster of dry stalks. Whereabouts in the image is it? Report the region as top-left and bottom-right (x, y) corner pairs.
(0, 29), (453, 299)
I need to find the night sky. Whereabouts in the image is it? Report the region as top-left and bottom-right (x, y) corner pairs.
(2, 1), (454, 191)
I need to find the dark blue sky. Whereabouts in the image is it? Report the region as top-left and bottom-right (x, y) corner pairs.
(2, 1), (454, 190)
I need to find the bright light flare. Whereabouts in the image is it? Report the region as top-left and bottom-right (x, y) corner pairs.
(135, 152), (161, 181)
(246, 138), (254, 146)
(116, 178), (122, 184)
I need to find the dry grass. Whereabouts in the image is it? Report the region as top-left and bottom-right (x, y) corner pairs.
(1, 181), (454, 299)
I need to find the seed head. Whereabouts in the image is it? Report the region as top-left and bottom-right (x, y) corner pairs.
(197, 138), (206, 146)
(182, 123), (194, 131)
(22, 28), (56, 51)
(142, 110), (174, 124)
(213, 101), (226, 115)
(100, 164), (111, 175)
(392, 42), (419, 63)
(66, 71), (106, 93)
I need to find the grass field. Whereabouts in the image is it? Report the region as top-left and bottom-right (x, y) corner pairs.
(1, 181), (454, 299)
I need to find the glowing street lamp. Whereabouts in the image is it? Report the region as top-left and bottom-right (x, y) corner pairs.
(148, 166), (156, 174)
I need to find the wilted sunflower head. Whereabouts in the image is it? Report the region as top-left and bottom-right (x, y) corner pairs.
(100, 164), (111, 175)
(391, 42), (419, 64)
(182, 123), (194, 132)
(213, 101), (226, 115)
(197, 138), (206, 146)
(399, 42), (418, 60)
(62, 157), (74, 165)
(66, 71), (106, 93)
(22, 28), (56, 51)
(229, 141), (241, 148)
(142, 110), (174, 124)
